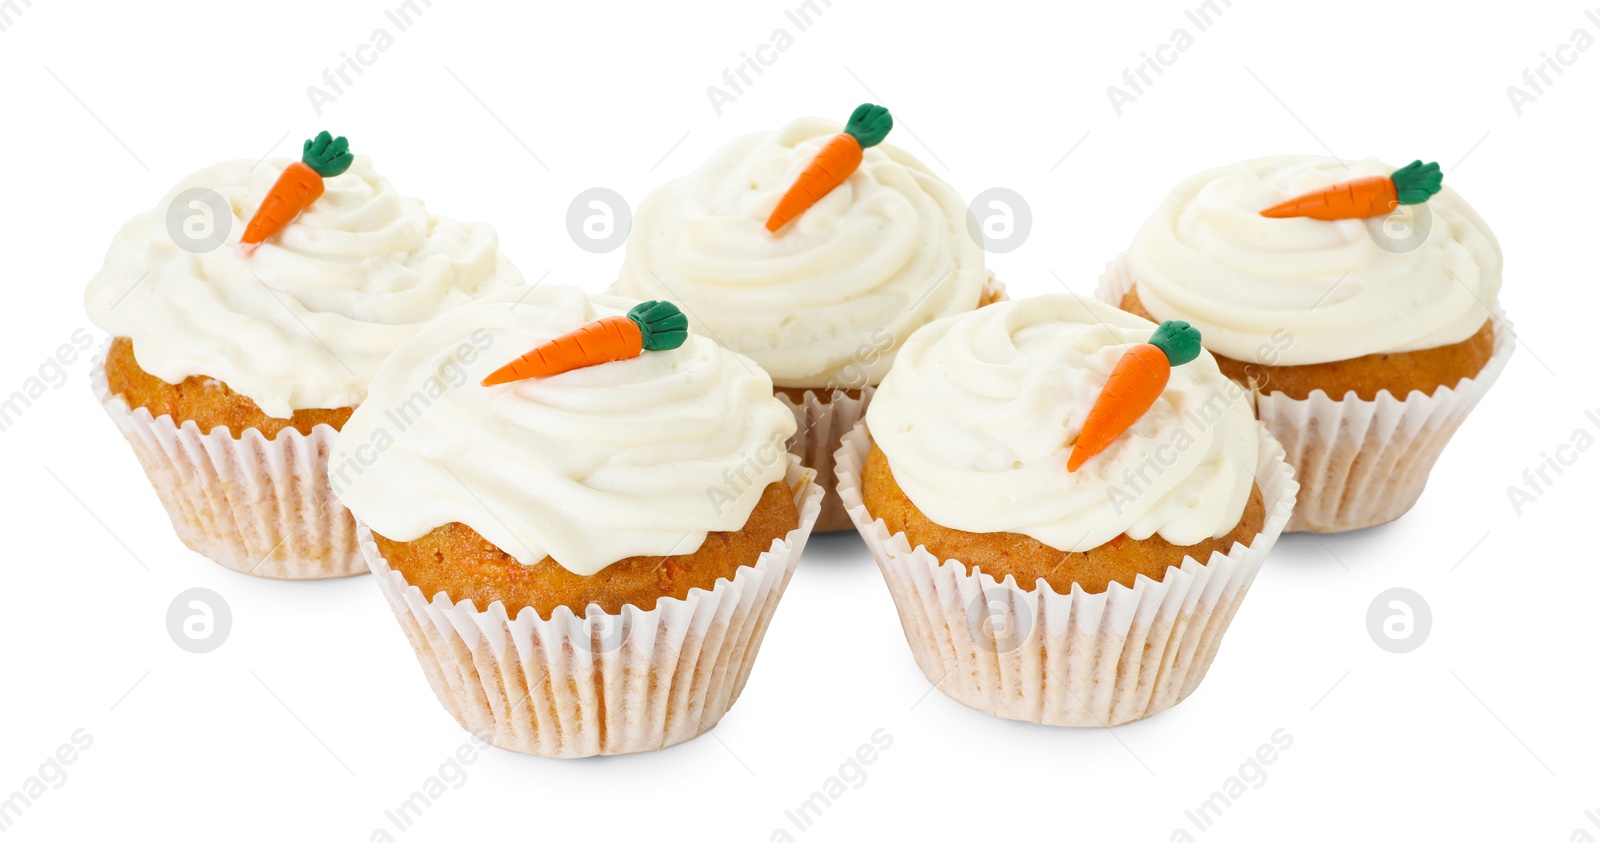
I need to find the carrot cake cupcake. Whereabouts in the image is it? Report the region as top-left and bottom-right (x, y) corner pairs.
(614, 105), (998, 531)
(836, 294), (1296, 727)
(85, 133), (523, 578)
(1101, 155), (1511, 532)
(334, 285), (821, 757)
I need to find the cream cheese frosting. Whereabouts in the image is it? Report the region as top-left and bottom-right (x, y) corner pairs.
(331, 285), (797, 576)
(614, 117), (988, 389)
(85, 157), (523, 418)
(1126, 155), (1501, 366)
(866, 295), (1259, 552)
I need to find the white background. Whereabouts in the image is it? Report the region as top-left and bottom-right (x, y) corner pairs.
(1, 0), (1594, 840)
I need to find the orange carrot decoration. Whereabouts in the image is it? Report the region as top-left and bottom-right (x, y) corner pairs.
(240, 131), (354, 254)
(765, 104), (893, 233)
(1067, 321), (1203, 472)
(481, 300), (689, 386)
(1260, 160), (1442, 220)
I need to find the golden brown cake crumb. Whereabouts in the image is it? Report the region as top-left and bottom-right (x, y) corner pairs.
(106, 337), (352, 438)
(861, 445), (1266, 594)
(374, 480), (800, 619)
(1118, 287), (1495, 401)
(976, 275), (1005, 308)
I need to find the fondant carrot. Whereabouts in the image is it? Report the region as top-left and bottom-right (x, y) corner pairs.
(241, 131), (354, 253)
(1067, 321), (1202, 472)
(1260, 160), (1442, 220)
(764, 104), (893, 233)
(481, 300), (689, 386)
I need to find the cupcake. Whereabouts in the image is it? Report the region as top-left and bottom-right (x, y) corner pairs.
(1101, 155), (1511, 532)
(836, 295), (1296, 727)
(334, 285), (821, 757)
(614, 105), (998, 530)
(85, 133), (523, 579)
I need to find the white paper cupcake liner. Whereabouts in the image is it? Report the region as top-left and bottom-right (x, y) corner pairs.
(90, 343), (363, 579)
(359, 456), (823, 757)
(775, 387), (873, 533)
(1096, 254), (1513, 533)
(836, 421), (1297, 727)
(778, 274), (1008, 533)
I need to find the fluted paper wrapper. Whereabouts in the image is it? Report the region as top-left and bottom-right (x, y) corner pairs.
(90, 344), (362, 579)
(775, 387), (871, 533)
(359, 458), (822, 757)
(780, 274), (1007, 532)
(1097, 254), (1513, 533)
(836, 422), (1296, 727)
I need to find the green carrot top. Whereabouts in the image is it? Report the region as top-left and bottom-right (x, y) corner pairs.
(302, 131), (354, 178)
(629, 300), (689, 351)
(1390, 160), (1444, 206)
(843, 103), (893, 148)
(1148, 320), (1202, 365)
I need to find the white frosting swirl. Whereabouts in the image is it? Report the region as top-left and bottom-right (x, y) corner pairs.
(615, 117), (988, 389)
(331, 285), (797, 576)
(866, 295), (1259, 551)
(1127, 155), (1501, 365)
(85, 157), (523, 417)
